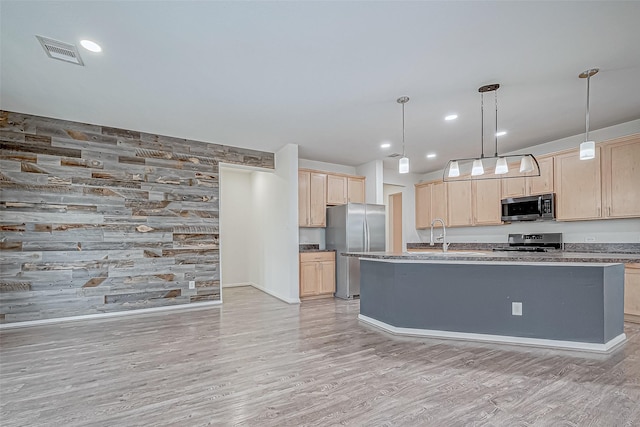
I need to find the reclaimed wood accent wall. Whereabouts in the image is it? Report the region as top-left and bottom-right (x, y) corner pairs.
(0, 111), (274, 323)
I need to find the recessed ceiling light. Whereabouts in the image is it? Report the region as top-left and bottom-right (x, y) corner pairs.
(496, 131), (507, 137)
(80, 39), (102, 52)
(426, 153), (436, 159)
(380, 143), (391, 149)
(445, 114), (458, 121)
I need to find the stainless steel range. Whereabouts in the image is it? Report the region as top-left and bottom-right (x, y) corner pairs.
(493, 233), (563, 252)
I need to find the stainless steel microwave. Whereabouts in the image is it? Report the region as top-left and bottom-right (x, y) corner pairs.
(501, 193), (556, 222)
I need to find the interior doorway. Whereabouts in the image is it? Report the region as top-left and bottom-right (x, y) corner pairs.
(388, 192), (403, 253)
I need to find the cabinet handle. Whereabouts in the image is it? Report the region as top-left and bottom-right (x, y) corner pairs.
(608, 206), (611, 217)
(597, 207), (601, 217)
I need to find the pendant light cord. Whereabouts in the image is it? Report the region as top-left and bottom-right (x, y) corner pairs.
(401, 101), (406, 157)
(494, 90), (498, 157)
(480, 92), (485, 159)
(586, 73), (591, 141)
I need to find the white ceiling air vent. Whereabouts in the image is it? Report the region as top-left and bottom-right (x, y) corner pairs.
(36, 35), (84, 66)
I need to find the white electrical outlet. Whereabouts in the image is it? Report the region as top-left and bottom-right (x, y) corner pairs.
(512, 302), (523, 316)
(585, 236), (596, 243)
(189, 280), (196, 289)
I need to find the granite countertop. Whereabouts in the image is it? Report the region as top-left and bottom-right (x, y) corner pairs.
(299, 244), (335, 253)
(342, 250), (640, 264)
(406, 242), (640, 254)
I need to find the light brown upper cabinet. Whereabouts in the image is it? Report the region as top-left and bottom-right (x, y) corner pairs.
(501, 156), (554, 198)
(554, 147), (602, 221)
(415, 180), (446, 229)
(327, 173), (366, 205)
(528, 156), (554, 195)
(347, 177), (366, 203)
(298, 170), (327, 227)
(473, 178), (502, 225)
(447, 180), (473, 227)
(327, 175), (348, 205)
(601, 135), (640, 219)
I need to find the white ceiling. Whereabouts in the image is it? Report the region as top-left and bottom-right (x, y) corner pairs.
(2, 1), (640, 174)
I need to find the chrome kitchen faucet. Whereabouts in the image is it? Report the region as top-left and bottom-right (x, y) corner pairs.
(430, 218), (448, 252)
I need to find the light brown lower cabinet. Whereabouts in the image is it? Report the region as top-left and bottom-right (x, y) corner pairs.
(624, 263), (640, 323)
(299, 252), (336, 299)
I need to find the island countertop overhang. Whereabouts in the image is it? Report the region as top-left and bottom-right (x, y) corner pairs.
(342, 251), (640, 264)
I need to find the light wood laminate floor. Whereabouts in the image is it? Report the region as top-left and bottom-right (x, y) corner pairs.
(1, 286), (640, 426)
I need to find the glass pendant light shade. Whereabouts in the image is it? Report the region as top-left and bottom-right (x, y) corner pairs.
(519, 155), (534, 173)
(471, 159), (484, 176)
(399, 156), (409, 174)
(447, 161), (460, 177)
(579, 140), (596, 160)
(495, 157), (509, 174)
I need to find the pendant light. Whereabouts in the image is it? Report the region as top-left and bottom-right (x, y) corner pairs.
(397, 96), (410, 174)
(443, 84), (539, 181)
(579, 68), (599, 160)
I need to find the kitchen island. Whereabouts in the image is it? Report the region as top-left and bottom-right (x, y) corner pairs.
(345, 251), (639, 353)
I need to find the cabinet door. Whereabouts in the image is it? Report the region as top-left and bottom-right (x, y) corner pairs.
(309, 172), (327, 226)
(347, 177), (365, 203)
(415, 184), (431, 229)
(624, 264), (640, 321)
(431, 181), (447, 226)
(319, 261), (336, 294)
(554, 148), (602, 221)
(327, 175), (347, 205)
(527, 156), (554, 195)
(447, 180), (472, 227)
(500, 159), (526, 198)
(299, 262), (318, 297)
(602, 137), (640, 218)
(473, 179), (502, 225)
(501, 177), (526, 199)
(298, 171), (310, 227)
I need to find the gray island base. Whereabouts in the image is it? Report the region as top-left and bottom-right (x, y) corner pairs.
(358, 259), (626, 353)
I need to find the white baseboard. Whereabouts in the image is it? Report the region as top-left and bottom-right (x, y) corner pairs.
(249, 282), (300, 304)
(222, 282), (252, 288)
(358, 314), (627, 354)
(0, 301), (222, 330)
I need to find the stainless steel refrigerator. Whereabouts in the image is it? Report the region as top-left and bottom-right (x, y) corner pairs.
(326, 203), (386, 299)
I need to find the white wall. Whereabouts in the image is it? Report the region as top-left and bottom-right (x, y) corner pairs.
(299, 227), (325, 249)
(219, 168), (253, 286)
(381, 168), (422, 250)
(414, 120), (640, 244)
(383, 184), (405, 251)
(299, 158), (356, 175)
(250, 144), (301, 303)
(356, 160), (384, 204)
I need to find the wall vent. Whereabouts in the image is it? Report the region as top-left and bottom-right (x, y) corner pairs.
(36, 35), (84, 66)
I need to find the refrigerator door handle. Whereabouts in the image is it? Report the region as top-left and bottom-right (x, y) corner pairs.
(363, 219), (368, 252)
(364, 216), (370, 252)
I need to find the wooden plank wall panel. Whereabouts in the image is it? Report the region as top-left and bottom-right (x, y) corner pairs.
(0, 110), (274, 323)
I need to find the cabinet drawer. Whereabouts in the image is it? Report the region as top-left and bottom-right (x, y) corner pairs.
(300, 251), (335, 263)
